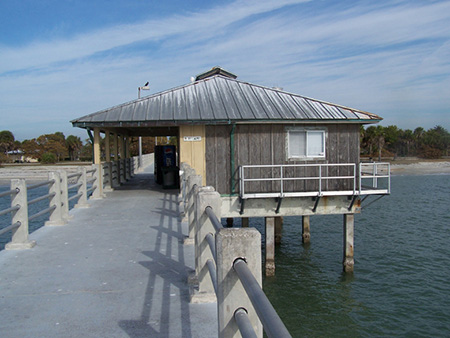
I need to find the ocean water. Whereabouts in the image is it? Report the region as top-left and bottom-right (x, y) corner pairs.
(256, 174), (450, 337)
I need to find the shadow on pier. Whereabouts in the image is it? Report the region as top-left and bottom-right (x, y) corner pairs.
(0, 165), (217, 338)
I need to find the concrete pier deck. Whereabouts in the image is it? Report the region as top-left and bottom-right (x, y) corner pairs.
(0, 165), (217, 338)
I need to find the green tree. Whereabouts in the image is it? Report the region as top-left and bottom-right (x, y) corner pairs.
(36, 133), (68, 161)
(0, 130), (15, 154)
(66, 135), (83, 161)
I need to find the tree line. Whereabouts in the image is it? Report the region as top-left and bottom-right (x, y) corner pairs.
(360, 125), (449, 160)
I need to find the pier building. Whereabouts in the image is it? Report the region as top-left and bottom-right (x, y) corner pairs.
(71, 67), (390, 274)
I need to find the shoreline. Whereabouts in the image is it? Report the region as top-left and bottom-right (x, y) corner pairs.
(1, 160), (449, 185)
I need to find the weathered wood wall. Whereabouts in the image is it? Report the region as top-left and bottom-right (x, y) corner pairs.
(205, 124), (360, 195)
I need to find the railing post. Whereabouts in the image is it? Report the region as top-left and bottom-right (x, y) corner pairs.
(192, 187), (221, 303)
(90, 164), (103, 199)
(112, 160), (120, 188)
(46, 171), (67, 226)
(103, 162), (113, 192)
(5, 179), (36, 250)
(216, 228), (263, 338)
(120, 159), (126, 183)
(187, 174), (202, 242)
(125, 158), (131, 180)
(59, 170), (72, 221)
(75, 167), (89, 208)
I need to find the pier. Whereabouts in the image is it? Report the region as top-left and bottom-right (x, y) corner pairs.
(0, 163), (218, 337)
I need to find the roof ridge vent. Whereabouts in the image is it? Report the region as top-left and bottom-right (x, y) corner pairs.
(195, 66), (237, 81)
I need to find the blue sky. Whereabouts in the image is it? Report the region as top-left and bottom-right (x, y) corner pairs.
(1, 0), (449, 141)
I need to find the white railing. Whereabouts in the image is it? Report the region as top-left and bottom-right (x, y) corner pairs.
(239, 162), (390, 199)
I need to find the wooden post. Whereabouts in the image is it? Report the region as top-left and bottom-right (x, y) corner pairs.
(93, 128), (101, 165)
(302, 215), (310, 244)
(265, 217), (275, 276)
(343, 214), (354, 272)
(104, 131), (111, 161)
(241, 217), (249, 227)
(92, 128), (103, 197)
(275, 216), (283, 245)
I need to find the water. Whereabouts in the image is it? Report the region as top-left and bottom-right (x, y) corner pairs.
(256, 174), (450, 337)
(1, 175), (449, 336)
(0, 185), (87, 250)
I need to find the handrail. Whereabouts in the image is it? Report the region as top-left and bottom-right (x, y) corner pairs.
(27, 192), (56, 206)
(27, 179), (55, 190)
(0, 205), (20, 217)
(67, 172), (82, 179)
(234, 308), (258, 338)
(0, 222), (21, 236)
(240, 162), (390, 199)
(234, 258), (292, 338)
(205, 206), (223, 232)
(68, 192), (83, 202)
(0, 188), (18, 198)
(28, 205), (57, 221)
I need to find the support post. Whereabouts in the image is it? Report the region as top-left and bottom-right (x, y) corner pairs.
(302, 215), (310, 244)
(5, 179), (36, 250)
(265, 217), (275, 276)
(90, 164), (103, 199)
(217, 228), (263, 338)
(241, 217), (249, 228)
(187, 174), (202, 242)
(275, 216), (283, 244)
(46, 171), (66, 226)
(343, 214), (355, 272)
(75, 167), (89, 208)
(59, 170), (72, 221)
(192, 187), (221, 303)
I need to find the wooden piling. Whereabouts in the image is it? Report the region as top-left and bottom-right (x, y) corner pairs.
(265, 217), (275, 276)
(343, 214), (354, 272)
(302, 216), (310, 244)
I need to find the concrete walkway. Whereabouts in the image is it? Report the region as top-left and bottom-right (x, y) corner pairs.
(0, 165), (217, 338)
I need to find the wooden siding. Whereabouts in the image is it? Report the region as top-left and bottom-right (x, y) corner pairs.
(205, 124), (360, 195)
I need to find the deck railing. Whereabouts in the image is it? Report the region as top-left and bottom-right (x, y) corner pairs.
(1, 153), (154, 250)
(239, 162), (390, 199)
(180, 163), (292, 338)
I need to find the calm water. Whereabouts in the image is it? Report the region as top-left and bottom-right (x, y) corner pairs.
(257, 174), (450, 337)
(0, 185), (85, 250)
(1, 175), (449, 336)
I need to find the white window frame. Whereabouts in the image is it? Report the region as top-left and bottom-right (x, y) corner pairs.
(286, 127), (327, 160)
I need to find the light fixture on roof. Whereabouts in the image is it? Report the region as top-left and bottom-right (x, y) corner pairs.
(138, 82), (150, 98)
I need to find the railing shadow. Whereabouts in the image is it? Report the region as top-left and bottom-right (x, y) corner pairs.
(118, 190), (193, 338)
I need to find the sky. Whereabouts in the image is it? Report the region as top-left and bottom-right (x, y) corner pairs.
(0, 0), (449, 141)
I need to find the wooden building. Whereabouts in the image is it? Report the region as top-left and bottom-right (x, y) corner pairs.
(72, 67), (390, 273)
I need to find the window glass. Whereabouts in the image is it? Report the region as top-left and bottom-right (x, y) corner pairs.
(308, 131), (324, 156)
(287, 129), (325, 159)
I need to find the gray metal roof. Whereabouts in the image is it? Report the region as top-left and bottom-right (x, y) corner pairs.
(71, 75), (381, 129)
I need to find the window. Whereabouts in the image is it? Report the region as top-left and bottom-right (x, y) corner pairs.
(287, 128), (326, 159)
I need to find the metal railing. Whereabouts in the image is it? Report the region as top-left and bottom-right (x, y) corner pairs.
(239, 162), (390, 199)
(182, 162), (292, 338)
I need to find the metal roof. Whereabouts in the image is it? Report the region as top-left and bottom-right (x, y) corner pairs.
(71, 74), (382, 129)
